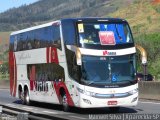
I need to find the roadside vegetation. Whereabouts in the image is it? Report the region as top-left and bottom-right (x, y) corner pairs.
(0, 32), (9, 80)
(135, 33), (160, 79)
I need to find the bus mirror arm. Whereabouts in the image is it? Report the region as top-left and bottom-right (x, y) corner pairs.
(136, 44), (147, 80)
(76, 48), (82, 65)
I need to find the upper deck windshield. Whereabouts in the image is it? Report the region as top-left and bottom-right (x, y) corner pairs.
(78, 22), (133, 46)
(81, 54), (136, 86)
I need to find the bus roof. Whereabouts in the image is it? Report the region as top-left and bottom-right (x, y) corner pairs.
(63, 17), (126, 22)
(11, 20), (60, 36)
(10, 18), (127, 36)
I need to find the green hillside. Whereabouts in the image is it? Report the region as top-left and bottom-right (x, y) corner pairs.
(0, 0), (136, 31)
(108, 0), (160, 35)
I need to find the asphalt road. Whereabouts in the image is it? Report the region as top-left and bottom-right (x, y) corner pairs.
(0, 89), (160, 120)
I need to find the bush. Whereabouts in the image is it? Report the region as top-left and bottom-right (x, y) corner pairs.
(135, 33), (160, 79)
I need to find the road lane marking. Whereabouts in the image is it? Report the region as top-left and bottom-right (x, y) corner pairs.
(139, 101), (160, 105)
(6, 104), (16, 107)
(69, 115), (86, 120)
(0, 89), (9, 91)
(22, 106), (33, 110)
(43, 110), (58, 114)
(6, 104), (12, 106)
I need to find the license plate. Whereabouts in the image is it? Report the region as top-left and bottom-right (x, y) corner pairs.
(108, 101), (117, 105)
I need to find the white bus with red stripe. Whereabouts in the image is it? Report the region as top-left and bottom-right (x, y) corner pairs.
(9, 18), (138, 112)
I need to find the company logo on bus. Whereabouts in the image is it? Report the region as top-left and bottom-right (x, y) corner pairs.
(103, 50), (116, 56)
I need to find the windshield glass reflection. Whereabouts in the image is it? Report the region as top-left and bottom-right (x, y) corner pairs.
(78, 23), (133, 46)
(81, 54), (136, 85)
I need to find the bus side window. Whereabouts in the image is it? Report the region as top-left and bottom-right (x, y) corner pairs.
(51, 25), (61, 50)
(72, 55), (81, 81)
(65, 47), (81, 82)
(34, 39), (41, 48)
(27, 41), (32, 50)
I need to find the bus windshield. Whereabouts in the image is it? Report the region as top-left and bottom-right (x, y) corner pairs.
(78, 23), (133, 46)
(81, 54), (136, 86)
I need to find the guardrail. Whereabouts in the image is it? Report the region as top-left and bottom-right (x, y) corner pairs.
(138, 81), (160, 101)
(0, 102), (67, 120)
(0, 80), (9, 89)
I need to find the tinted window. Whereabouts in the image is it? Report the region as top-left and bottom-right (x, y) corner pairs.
(65, 46), (81, 82)
(62, 20), (76, 45)
(10, 23), (61, 51)
(27, 63), (65, 82)
(78, 23), (133, 46)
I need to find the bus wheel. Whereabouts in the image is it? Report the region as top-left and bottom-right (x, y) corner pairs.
(109, 107), (120, 113)
(24, 89), (30, 105)
(62, 93), (70, 112)
(18, 89), (23, 100)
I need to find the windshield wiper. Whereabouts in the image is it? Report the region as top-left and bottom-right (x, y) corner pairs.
(117, 80), (135, 84)
(87, 81), (100, 85)
(115, 24), (122, 41)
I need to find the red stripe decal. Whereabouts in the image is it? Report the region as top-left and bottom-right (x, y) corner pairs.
(46, 47), (49, 63)
(9, 52), (17, 97)
(54, 82), (74, 106)
(29, 66), (36, 90)
(46, 47), (59, 64)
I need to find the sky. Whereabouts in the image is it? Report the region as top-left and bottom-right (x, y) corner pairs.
(0, 0), (39, 13)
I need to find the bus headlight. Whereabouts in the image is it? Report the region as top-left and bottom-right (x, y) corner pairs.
(85, 91), (96, 97)
(128, 88), (138, 95)
(77, 87), (96, 97)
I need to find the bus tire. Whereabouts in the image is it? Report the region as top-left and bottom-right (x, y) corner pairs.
(109, 107), (120, 112)
(21, 91), (25, 105)
(18, 86), (23, 100)
(23, 89), (30, 105)
(62, 93), (70, 112)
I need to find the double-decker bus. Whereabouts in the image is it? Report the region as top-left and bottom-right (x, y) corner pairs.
(9, 18), (138, 112)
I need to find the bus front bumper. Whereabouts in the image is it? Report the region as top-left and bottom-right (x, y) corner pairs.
(78, 93), (138, 108)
